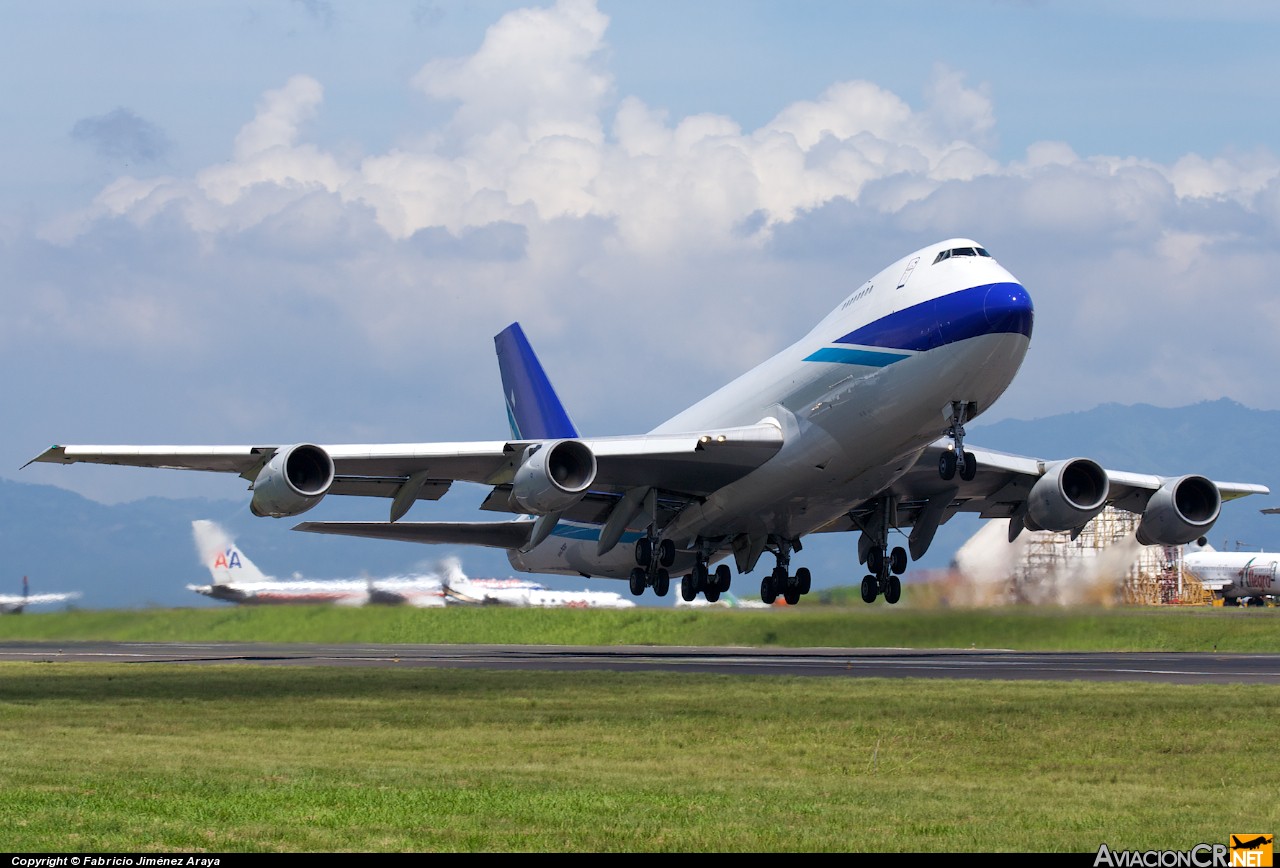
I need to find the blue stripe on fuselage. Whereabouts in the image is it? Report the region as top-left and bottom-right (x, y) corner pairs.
(834, 282), (1033, 353)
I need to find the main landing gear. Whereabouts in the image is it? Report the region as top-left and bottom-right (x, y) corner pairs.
(938, 400), (978, 482)
(860, 543), (907, 605)
(758, 537), (812, 606)
(856, 496), (908, 605)
(629, 533), (675, 597)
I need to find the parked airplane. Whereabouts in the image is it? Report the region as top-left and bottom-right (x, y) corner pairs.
(441, 561), (636, 609)
(0, 576), (80, 614)
(674, 590), (773, 609)
(189, 519), (448, 607)
(30, 238), (1269, 607)
(1182, 538), (1280, 606)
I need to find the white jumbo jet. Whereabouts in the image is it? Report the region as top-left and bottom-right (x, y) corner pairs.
(1182, 539), (1280, 607)
(29, 238), (1270, 607)
(0, 576), (81, 614)
(189, 518), (448, 607)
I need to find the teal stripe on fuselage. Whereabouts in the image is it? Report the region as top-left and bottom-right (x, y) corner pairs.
(550, 523), (644, 544)
(803, 346), (909, 367)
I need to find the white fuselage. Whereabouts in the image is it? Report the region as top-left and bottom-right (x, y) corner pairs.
(191, 577), (447, 607)
(509, 239), (1033, 580)
(1183, 551), (1280, 601)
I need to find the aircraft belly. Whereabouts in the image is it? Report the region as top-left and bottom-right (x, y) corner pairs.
(674, 332), (1029, 542)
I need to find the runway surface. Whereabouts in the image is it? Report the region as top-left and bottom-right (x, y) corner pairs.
(1, 642), (1278, 684)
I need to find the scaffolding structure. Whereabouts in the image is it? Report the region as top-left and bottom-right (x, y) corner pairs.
(1008, 506), (1212, 606)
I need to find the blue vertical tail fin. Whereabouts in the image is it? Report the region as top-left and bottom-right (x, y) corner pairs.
(494, 323), (580, 440)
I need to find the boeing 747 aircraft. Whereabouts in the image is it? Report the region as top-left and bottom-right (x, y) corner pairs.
(29, 239), (1269, 606)
(0, 576), (80, 614)
(1182, 539), (1280, 606)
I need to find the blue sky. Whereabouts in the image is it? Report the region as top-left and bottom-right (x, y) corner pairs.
(5, 0), (1280, 590)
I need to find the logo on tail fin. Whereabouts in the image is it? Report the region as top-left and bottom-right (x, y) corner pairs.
(192, 520), (270, 585)
(493, 322), (579, 440)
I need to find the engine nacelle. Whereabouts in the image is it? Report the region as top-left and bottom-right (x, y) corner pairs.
(1135, 475), (1221, 546)
(250, 443), (335, 518)
(509, 439), (597, 515)
(1024, 458), (1109, 532)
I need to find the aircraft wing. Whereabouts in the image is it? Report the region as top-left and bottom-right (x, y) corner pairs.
(28, 422), (784, 520)
(816, 438), (1270, 557)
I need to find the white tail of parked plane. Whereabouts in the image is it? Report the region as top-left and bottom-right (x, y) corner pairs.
(0, 575), (81, 614)
(193, 519), (271, 585)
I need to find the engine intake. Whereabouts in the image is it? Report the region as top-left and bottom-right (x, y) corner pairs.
(250, 443), (335, 518)
(1135, 475), (1221, 546)
(510, 439), (597, 515)
(1024, 458), (1109, 532)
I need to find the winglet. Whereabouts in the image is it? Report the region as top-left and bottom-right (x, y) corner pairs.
(494, 323), (579, 440)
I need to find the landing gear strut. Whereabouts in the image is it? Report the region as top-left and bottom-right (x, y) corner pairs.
(939, 400), (978, 482)
(758, 537), (811, 606)
(857, 496), (909, 605)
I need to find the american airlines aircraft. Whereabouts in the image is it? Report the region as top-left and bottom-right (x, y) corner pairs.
(0, 576), (80, 614)
(29, 238), (1269, 606)
(1182, 539), (1280, 607)
(189, 519), (448, 607)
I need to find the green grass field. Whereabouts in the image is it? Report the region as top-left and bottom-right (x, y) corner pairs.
(2, 599), (1279, 651)
(1, 603), (1278, 853)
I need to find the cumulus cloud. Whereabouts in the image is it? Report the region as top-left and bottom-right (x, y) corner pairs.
(12, 0), (1280, 507)
(70, 108), (171, 164)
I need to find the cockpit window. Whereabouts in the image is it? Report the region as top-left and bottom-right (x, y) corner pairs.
(933, 246), (992, 264)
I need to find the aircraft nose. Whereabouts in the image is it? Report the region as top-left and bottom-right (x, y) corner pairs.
(984, 282), (1034, 339)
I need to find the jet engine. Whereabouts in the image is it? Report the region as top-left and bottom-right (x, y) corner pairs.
(250, 444), (335, 518)
(509, 440), (597, 515)
(1024, 457), (1109, 532)
(1135, 475), (1221, 546)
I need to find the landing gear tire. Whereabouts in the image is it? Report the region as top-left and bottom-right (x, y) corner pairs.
(959, 454), (977, 482)
(654, 570), (670, 597)
(884, 575), (902, 605)
(890, 546), (908, 575)
(796, 567), (811, 595)
(706, 587), (721, 603)
(867, 548), (884, 575)
(783, 587), (800, 605)
(860, 575), (878, 604)
(714, 564), (732, 593)
(681, 573), (698, 602)
(659, 539), (676, 567)
(629, 568), (646, 596)
(939, 450), (957, 481)
(635, 538), (653, 568)
(760, 576), (778, 605)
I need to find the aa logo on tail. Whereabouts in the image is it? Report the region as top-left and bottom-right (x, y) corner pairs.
(212, 549), (243, 570)
(1230, 834), (1273, 867)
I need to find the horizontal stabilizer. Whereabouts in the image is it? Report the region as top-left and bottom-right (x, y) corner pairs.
(293, 520), (533, 550)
